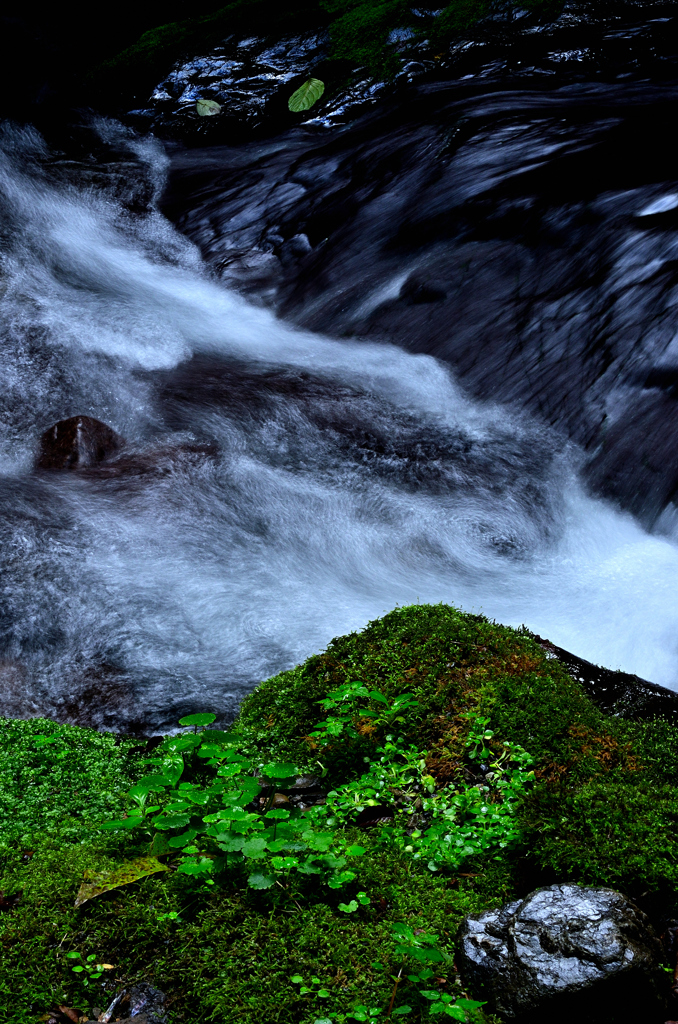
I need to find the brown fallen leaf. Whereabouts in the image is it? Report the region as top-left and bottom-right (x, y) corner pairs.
(58, 1006), (81, 1023)
(74, 857), (168, 907)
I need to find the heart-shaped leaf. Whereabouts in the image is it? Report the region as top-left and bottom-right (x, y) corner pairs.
(288, 78), (325, 113)
(195, 100), (221, 117)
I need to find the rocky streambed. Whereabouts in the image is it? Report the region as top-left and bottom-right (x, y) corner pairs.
(3, 0), (678, 726)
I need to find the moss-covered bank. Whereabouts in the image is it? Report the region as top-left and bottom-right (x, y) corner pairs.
(2, 603), (677, 1023)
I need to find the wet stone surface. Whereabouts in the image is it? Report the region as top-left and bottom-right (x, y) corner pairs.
(159, 5), (678, 528)
(457, 884), (666, 1022)
(37, 417), (122, 471)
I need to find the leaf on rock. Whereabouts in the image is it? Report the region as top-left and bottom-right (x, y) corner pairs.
(74, 856), (168, 907)
(288, 78), (325, 112)
(195, 100), (221, 117)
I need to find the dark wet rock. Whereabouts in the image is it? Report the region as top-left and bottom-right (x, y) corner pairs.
(457, 884), (666, 1023)
(533, 633), (678, 723)
(400, 273), (448, 305)
(85, 983), (167, 1024)
(161, 10), (678, 526)
(37, 416), (122, 471)
(0, 662), (137, 733)
(36, 416), (217, 481)
(133, 33), (331, 141)
(80, 440), (219, 480)
(134, 0), (678, 144)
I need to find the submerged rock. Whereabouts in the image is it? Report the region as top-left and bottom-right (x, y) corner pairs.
(457, 884), (666, 1023)
(36, 417), (217, 481)
(37, 416), (122, 471)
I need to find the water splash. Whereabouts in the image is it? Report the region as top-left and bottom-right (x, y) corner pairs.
(1, 123), (677, 731)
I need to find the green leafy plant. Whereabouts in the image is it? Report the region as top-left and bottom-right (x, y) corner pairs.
(307, 682), (534, 876)
(291, 972), (333, 998)
(99, 722), (370, 902)
(387, 926), (484, 1020)
(63, 951), (113, 984)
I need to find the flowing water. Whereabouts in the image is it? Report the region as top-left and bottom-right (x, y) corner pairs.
(2, 121), (678, 732)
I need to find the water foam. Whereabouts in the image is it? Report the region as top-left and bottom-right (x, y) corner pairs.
(1, 123), (677, 729)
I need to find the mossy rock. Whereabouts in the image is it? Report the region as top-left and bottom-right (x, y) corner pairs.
(238, 603), (678, 910)
(2, 602), (677, 1023)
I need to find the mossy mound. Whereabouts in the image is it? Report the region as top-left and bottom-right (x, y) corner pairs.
(239, 603), (678, 909)
(1, 603), (677, 1023)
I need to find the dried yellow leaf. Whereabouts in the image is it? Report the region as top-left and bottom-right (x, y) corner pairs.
(75, 856), (168, 907)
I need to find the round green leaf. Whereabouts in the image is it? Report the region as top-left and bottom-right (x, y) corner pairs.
(178, 712), (217, 727)
(248, 872), (274, 890)
(241, 836), (268, 858)
(168, 829), (199, 849)
(195, 100), (221, 117)
(262, 762), (298, 779)
(154, 813), (191, 831)
(288, 78), (325, 113)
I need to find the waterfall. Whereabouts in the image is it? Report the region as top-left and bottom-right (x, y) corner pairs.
(1, 122), (677, 731)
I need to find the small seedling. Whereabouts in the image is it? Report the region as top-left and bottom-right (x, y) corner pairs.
(64, 952), (114, 983)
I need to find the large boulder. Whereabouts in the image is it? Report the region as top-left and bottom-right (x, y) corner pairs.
(37, 415), (121, 470)
(457, 884), (666, 1023)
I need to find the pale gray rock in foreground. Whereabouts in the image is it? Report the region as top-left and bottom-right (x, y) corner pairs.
(457, 883), (666, 1022)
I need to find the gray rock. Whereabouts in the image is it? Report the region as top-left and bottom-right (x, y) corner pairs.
(457, 884), (666, 1022)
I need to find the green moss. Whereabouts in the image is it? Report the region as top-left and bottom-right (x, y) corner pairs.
(2, 602), (678, 1023)
(320, 0), (413, 76)
(238, 602), (678, 912)
(0, 717), (138, 850)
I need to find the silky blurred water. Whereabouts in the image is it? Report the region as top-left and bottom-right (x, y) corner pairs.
(1, 123), (678, 730)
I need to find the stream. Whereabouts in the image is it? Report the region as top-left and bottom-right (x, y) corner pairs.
(3, 25), (678, 730)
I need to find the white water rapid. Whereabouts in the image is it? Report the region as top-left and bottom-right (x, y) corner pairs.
(1, 123), (678, 730)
